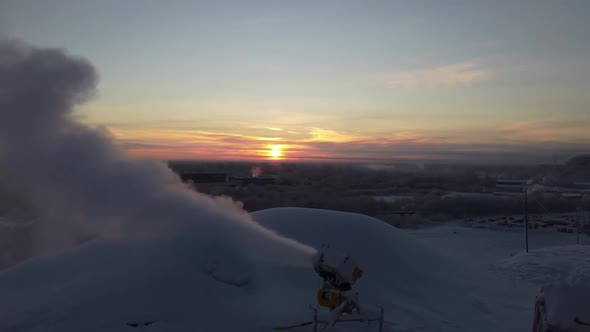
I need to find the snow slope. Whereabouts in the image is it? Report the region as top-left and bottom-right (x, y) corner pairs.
(3, 207), (586, 332)
(0, 207), (525, 332)
(0, 230), (315, 332)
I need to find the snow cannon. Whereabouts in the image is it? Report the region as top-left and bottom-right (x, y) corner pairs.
(312, 248), (363, 311)
(273, 248), (383, 331)
(312, 248), (363, 292)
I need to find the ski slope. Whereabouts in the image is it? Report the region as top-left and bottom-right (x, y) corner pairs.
(3, 208), (581, 332)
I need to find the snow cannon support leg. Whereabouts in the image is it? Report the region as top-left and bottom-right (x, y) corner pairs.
(312, 308), (318, 332)
(378, 306), (384, 332)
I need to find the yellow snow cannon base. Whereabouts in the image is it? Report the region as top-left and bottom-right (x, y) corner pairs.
(353, 267), (363, 279)
(317, 289), (342, 309)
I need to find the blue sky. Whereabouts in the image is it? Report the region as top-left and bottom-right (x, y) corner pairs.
(2, 0), (589, 163)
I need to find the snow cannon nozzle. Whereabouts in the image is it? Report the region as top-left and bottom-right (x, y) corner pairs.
(312, 248), (363, 291)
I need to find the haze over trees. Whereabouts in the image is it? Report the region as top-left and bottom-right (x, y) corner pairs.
(170, 155), (590, 225)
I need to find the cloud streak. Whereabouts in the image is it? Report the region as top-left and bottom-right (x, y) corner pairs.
(378, 61), (493, 89)
(495, 120), (590, 141)
(108, 122), (589, 164)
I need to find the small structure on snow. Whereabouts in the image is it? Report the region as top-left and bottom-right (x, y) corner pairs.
(532, 282), (590, 332)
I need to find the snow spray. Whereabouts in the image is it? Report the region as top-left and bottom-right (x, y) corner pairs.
(0, 40), (315, 268)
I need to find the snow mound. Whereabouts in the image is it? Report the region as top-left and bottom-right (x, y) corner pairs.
(498, 245), (590, 285)
(0, 227), (315, 332)
(0, 207), (522, 332)
(253, 208), (509, 332)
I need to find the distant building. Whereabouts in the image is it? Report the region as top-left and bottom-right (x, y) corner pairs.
(229, 176), (276, 186)
(380, 210), (416, 216)
(560, 192), (583, 200)
(178, 173), (228, 183)
(494, 179), (527, 196)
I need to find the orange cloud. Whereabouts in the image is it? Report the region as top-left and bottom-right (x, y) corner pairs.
(107, 121), (589, 164)
(110, 124), (459, 162)
(305, 128), (365, 143)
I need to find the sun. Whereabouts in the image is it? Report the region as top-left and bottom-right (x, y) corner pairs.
(268, 145), (283, 160)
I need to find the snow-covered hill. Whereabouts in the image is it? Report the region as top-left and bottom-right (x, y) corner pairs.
(0, 221), (314, 332)
(254, 208), (515, 331)
(0, 207), (548, 332)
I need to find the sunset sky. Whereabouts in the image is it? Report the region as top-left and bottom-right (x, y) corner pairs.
(2, 1), (589, 164)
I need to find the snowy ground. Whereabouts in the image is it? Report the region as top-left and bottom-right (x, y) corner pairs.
(463, 212), (590, 235)
(409, 223), (590, 330)
(0, 208), (589, 332)
(410, 222), (589, 278)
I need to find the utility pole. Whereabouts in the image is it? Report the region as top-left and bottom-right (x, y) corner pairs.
(497, 179), (530, 253)
(576, 206), (582, 244)
(523, 182), (529, 253)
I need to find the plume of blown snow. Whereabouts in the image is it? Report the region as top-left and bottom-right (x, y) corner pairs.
(0, 39), (315, 268)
